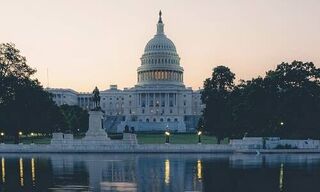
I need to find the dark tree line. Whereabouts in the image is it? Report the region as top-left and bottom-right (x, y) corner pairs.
(59, 104), (88, 134)
(201, 61), (320, 142)
(0, 43), (88, 142)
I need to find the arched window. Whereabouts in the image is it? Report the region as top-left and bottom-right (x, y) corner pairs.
(153, 118), (156, 122)
(167, 118), (171, 122)
(174, 118), (178, 122)
(146, 118), (149, 122)
(160, 118), (164, 122)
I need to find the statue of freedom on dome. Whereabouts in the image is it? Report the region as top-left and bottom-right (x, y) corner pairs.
(92, 86), (101, 111)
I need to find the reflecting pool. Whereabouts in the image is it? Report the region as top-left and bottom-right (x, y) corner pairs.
(0, 153), (320, 191)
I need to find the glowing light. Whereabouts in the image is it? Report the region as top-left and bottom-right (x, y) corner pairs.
(164, 159), (170, 184)
(197, 160), (202, 180)
(197, 131), (202, 136)
(31, 158), (36, 186)
(165, 131), (170, 136)
(19, 158), (24, 187)
(1, 158), (5, 183)
(19, 131), (22, 136)
(0, 132), (4, 136)
(279, 163), (284, 192)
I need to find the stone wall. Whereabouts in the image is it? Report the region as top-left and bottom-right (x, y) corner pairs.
(230, 137), (320, 149)
(0, 143), (233, 153)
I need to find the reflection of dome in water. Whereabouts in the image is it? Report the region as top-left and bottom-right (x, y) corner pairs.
(137, 11), (184, 87)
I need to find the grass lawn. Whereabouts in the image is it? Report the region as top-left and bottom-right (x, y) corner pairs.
(136, 133), (228, 144)
(1, 134), (228, 145)
(3, 136), (52, 144)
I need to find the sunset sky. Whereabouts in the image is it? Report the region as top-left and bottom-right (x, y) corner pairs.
(1, 0), (319, 92)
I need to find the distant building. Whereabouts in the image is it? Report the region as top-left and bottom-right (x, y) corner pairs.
(47, 11), (203, 132)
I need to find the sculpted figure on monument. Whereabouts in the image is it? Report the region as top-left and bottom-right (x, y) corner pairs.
(92, 86), (101, 110)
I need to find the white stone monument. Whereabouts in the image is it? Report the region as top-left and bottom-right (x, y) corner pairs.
(82, 110), (111, 143)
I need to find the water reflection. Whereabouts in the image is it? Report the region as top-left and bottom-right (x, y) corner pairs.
(0, 154), (320, 191)
(31, 158), (35, 186)
(19, 158), (24, 187)
(197, 159), (202, 180)
(279, 163), (284, 192)
(164, 159), (170, 185)
(1, 158), (5, 183)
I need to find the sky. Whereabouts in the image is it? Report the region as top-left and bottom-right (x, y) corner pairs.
(1, 0), (320, 92)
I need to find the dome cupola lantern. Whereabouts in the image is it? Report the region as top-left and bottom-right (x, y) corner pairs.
(137, 11), (184, 87)
(157, 10), (164, 35)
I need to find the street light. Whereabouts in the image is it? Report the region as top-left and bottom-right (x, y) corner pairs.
(197, 131), (202, 144)
(280, 122), (284, 126)
(165, 131), (170, 144)
(30, 132), (34, 144)
(0, 132), (4, 144)
(18, 131), (22, 143)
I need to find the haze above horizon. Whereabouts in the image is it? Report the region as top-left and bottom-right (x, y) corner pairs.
(1, 0), (319, 91)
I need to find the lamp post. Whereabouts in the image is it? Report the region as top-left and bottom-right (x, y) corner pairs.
(30, 132), (34, 144)
(165, 131), (170, 144)
(18, 131), (22, 143)
(197, 131), (202, 144)
(0, 132), (4, 144)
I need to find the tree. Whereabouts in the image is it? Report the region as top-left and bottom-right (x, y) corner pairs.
(59, 105), (89, 134)
(264, 61), (320, 138)
(0, 43), (36, 105)
(201, 66), (235, 143)
(0, 43), (66, 142)
(201, 61), (320, 140)
(215, 61), (320, 139)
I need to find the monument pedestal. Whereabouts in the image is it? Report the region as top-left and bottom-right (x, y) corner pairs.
(83, 110), (110, 143)
(122, 133), (138, 145)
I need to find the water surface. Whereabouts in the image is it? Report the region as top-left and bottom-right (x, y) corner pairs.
(0, 153), (319, 192)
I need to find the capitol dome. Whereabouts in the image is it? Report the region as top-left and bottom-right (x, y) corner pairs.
(137, 11), (184, 87)
(144, 32), (176, 53)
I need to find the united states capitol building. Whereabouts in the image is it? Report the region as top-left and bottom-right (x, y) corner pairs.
(47, 12), (203, 133)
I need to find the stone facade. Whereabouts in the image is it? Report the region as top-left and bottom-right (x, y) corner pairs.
(47, 12), (203, 133)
